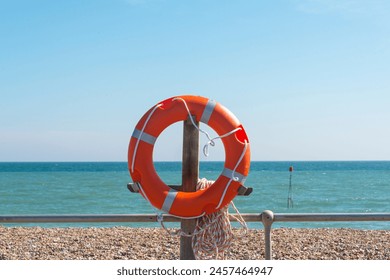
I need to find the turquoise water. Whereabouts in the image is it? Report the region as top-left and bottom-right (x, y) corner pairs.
(1, 161), (390, 229)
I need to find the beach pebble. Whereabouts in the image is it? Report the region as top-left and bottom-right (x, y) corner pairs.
(0, 227), (389, 260)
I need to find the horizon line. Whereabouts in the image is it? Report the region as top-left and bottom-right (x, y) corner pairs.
(1, 160), (390, 163)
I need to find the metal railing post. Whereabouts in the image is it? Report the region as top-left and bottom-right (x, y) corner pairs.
(261, 210), (274, 260)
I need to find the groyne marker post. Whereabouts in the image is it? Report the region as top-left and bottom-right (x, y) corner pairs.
(180, 116), (199, 260)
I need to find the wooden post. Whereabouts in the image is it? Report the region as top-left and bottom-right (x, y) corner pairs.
(180, 116), (199, 260)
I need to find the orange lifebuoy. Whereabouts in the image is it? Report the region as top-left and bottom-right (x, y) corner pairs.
(128, 95), (250, 218)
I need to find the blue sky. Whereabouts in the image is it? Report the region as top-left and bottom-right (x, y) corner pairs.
(1, 0), (389, 161)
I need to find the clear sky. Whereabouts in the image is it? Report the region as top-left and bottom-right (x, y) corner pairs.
(1, 0), (389, 162)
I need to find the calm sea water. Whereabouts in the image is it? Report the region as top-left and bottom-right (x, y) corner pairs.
(1, 161), (389, 229)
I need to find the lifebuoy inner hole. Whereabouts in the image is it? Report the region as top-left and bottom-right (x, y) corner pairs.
(152, 122), (183, 186)
(152, 122), (226, 186)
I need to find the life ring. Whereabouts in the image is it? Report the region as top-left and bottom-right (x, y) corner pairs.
(128, 95), (250, 218)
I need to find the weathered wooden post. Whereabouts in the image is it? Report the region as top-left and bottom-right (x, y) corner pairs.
(180, 116), (199, 260)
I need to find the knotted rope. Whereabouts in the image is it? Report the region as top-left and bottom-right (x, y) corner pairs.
(159, 178), (248, 260)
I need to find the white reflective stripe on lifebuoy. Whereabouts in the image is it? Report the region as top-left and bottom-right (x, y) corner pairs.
(132, 129), (157, 145)
(200, 99), (217, 124)
(221, 167), (247, 184)
(161, 189), (178, 213)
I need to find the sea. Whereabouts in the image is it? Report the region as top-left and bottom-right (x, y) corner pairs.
(1, 161), (389, 229)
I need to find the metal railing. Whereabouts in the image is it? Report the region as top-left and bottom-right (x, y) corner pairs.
(1, 211), (390, 260)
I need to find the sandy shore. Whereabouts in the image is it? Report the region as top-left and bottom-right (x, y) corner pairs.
(1, 227), (389, 260)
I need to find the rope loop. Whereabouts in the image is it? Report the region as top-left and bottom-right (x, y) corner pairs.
(173, 97), (243, 158)
(203, 139), (215, 157)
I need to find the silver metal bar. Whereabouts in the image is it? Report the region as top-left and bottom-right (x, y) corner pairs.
(1, 213), (390, 224)
(0, 214), (161, 223)
(0, 214), (262, 224)
(261, 212), (390, 261)
(274, 213), (390, 222)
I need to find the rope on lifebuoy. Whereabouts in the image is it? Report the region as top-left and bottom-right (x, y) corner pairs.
(130, 103), (163, 173)
(172, 97), (249, 210)
(173, 97), (242, 157)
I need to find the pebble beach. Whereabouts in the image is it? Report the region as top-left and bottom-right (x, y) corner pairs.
(1, 227), (389, 260)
